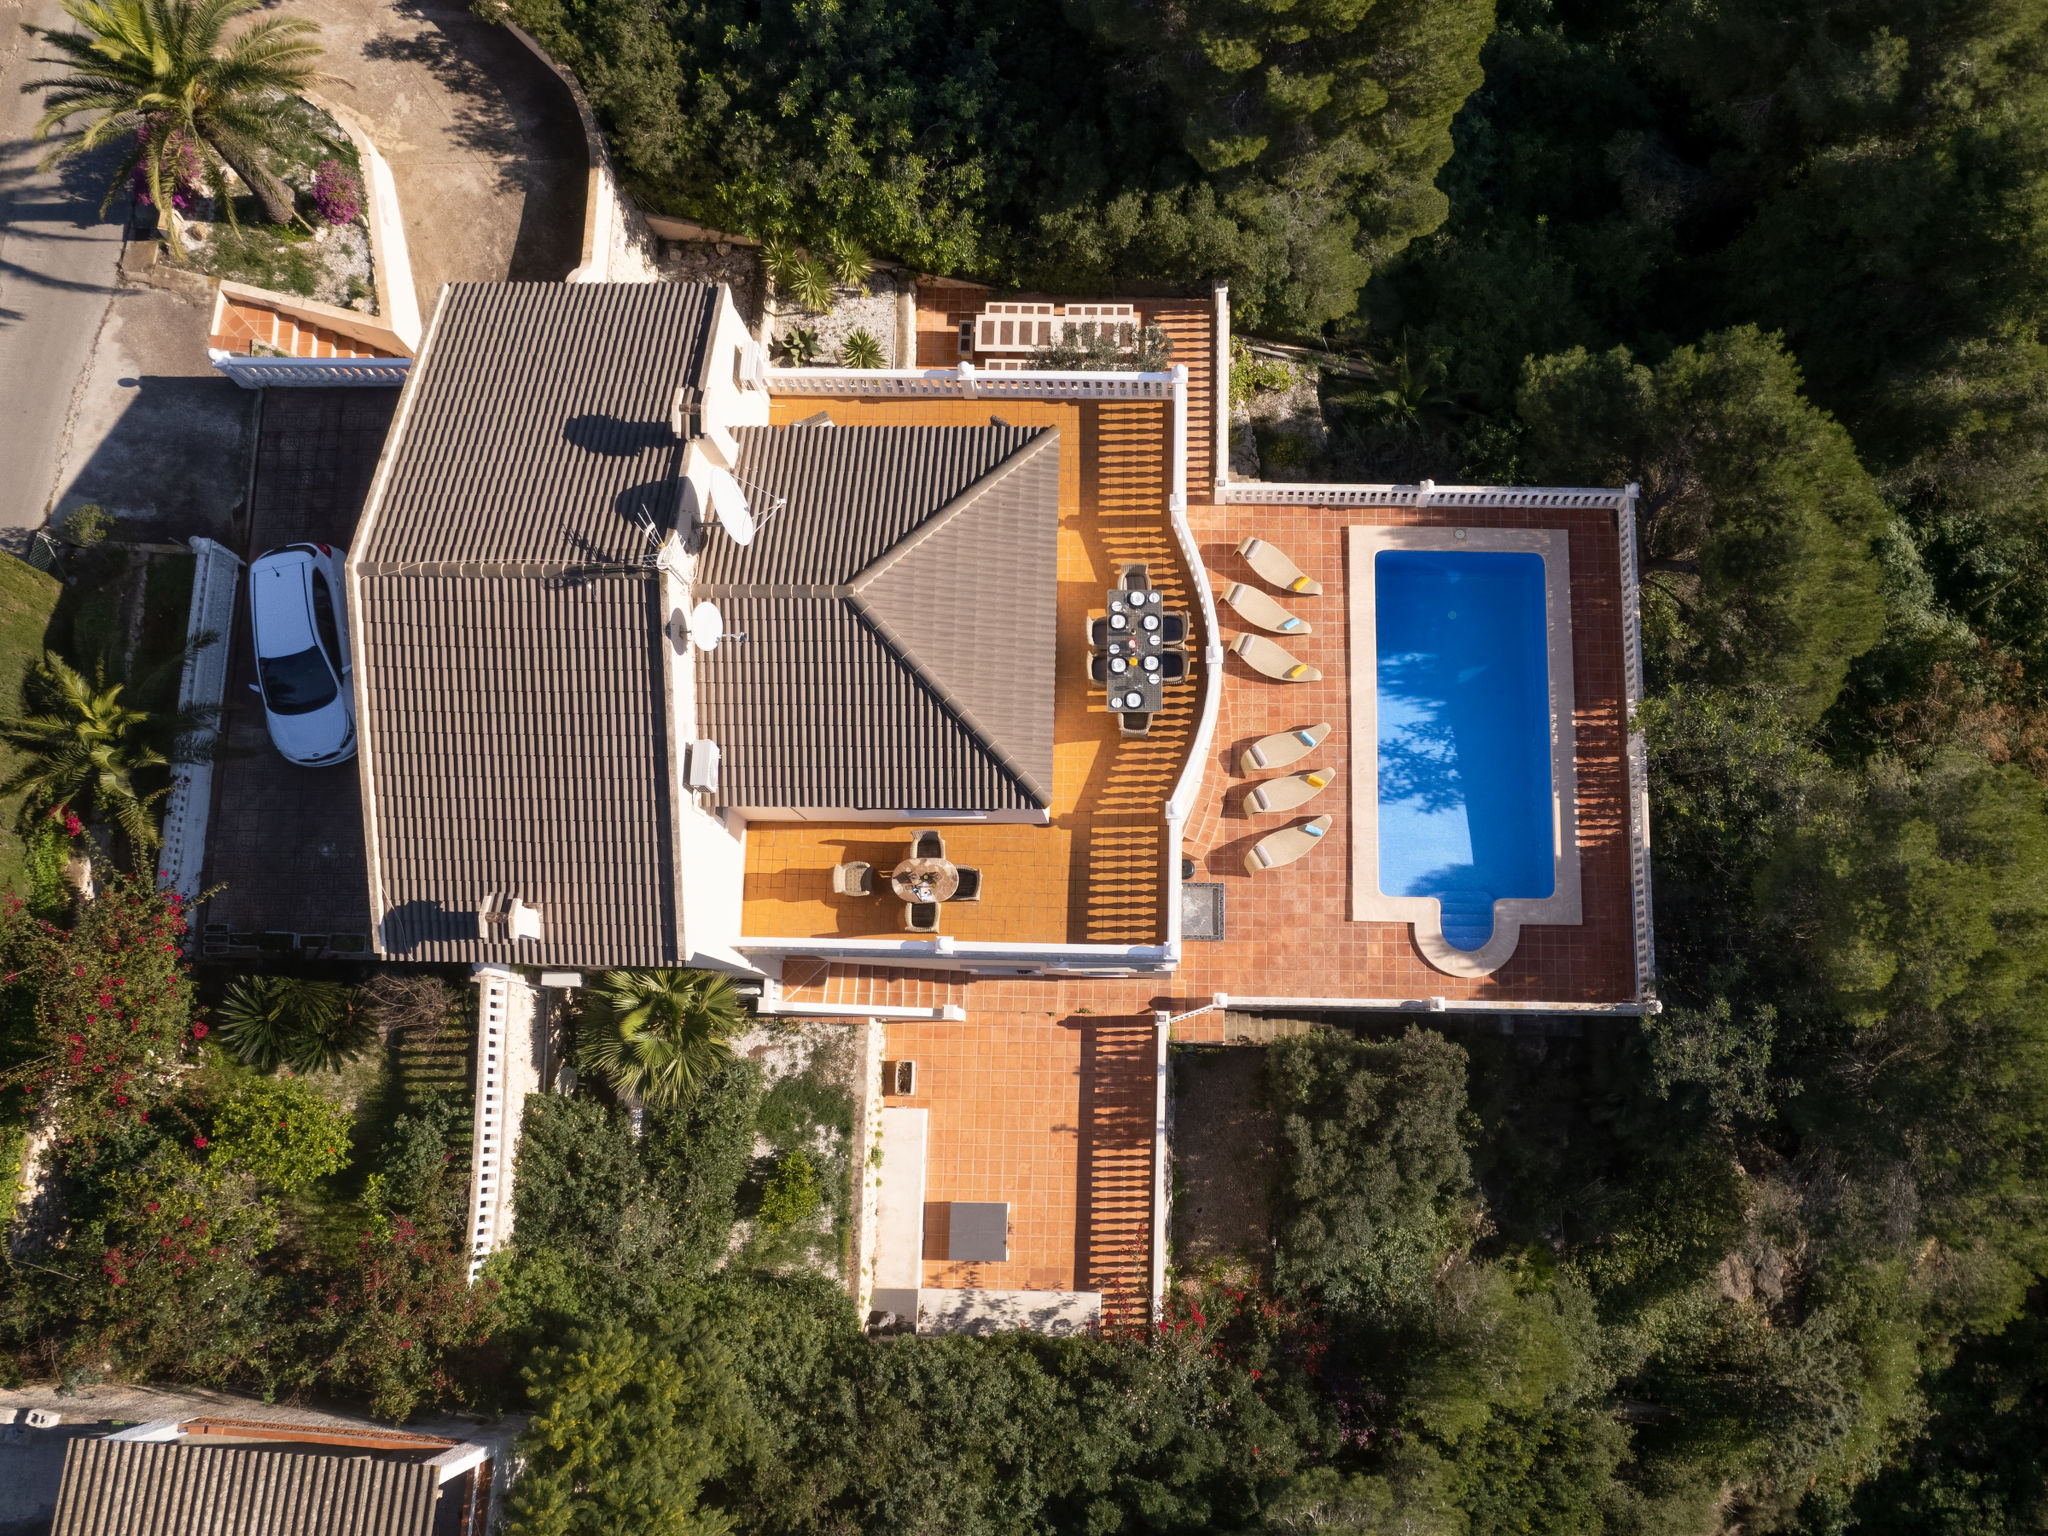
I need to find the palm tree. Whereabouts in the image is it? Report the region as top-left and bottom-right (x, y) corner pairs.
(216, 975), (369, 1072)
(0, 656), (168, 853)
(578, 970), (746, 1111)
(23, 0), (324, 253)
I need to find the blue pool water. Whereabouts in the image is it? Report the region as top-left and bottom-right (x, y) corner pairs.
(1376, 550), (1555, 950)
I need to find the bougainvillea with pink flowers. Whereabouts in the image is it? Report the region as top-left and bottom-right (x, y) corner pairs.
(0, 864), (198, 1139)
(128, 117), (206, 215)
(312, 158), (362, 225)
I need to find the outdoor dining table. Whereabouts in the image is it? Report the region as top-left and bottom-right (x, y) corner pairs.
(891, 857), (961, 903)
(1098, 588), (1170, 714)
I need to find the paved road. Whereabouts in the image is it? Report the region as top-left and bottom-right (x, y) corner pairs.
(0, 0), (130, 537)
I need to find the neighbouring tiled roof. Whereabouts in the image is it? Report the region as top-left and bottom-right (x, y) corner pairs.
(51, 1439), (437, 1536)
(352, 282), (719, 965)
(694, 422), (1060, 810)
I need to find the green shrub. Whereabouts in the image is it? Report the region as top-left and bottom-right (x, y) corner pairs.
(206, 1075), (353, 1192)
(1266, 1026), (1474, 1313)
(62, 505), (112, 547)
(758, 1148), (821, 1232)
(1229, 338), (1296, 406)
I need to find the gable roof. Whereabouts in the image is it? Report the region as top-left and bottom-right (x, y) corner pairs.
(351, 282), (721, 965)
(694, 422), (1060, 811)
(52, 1439), (438, 1536)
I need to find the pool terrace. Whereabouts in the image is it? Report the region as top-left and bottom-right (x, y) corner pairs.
(773, 490), (1648, 1010)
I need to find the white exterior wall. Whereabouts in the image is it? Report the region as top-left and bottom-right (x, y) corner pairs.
(871, 1106), (929, 1321)
(465, 967), (542, 1282)
(157, 538), (243, 905)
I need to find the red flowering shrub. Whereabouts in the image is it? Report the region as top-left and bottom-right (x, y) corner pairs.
(315, 1218), (505, 1422)
(61, 1137), (303, 1388)
(0, 867), (197, 1138)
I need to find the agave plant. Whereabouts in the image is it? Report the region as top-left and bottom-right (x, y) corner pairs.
(823, 231), (870, 291)
(778, 325), (822, 365)
(578, 969), (746, 1111)
(786, 254), (837, 314)
(216, 975), (371, 1072)
(839, 328), (885, 369)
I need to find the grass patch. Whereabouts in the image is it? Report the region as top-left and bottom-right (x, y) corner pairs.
(203, 225), (321, 299)
(0, 555), (65, 895)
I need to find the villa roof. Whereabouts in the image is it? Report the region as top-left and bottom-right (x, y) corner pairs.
(695, 421), (1060, 811)
(350, 282), (720, 965)
(358, 281), (718, 569)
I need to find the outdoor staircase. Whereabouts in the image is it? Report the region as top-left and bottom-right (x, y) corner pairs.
(209, 292), (405, 360)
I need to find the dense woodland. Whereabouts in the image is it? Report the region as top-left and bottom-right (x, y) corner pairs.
(6, 0), (2048, 1529)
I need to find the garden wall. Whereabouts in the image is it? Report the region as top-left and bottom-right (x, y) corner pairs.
(506, 22), (662, 283)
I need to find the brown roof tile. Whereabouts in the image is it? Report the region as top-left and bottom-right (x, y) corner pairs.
(695, 421), (1060, 810)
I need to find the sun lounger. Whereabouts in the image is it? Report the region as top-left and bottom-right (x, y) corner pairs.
(1222, 582), (1311, 635)
(1243, 814), (1334, 873)
(1237, 537), (1322, 596)
(1230, 632), (1321, 681)
(1247, 768), (1336, 815)
(1239, 722), (1329, 775)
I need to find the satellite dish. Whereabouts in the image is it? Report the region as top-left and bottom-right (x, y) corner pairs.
(708, 467), (755, 545)
(688, 600), (725, 652)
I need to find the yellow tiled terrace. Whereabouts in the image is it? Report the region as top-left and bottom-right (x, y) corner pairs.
(738, 393), (1200, 946)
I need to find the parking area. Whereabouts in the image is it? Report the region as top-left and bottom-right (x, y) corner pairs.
(197, 387), (399, 960)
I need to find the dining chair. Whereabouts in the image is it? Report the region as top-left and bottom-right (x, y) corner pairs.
(1119, 711), (1153, 739)
(912, 829), (946, 861)
(953, 867), (983, 902)
(903, 901), (939, 932)
(1158, 650), (1188, 682)
(1120, 562), (1151, 592)
(1160, 612), (1188, 645)
(831, 862), (873, 896)
(1087, 615), (1109, 650)
(1089, 654), (1108, 684)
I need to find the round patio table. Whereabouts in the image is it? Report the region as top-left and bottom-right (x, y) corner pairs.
(891, 857), (961, 903)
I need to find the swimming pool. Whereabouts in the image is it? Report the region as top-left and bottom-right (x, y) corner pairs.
(1347, 528), (1582, 976)
(1376, 550), (1554, 950)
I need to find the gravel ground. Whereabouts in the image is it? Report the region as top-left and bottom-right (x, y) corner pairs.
(769, 267), (909, 366)
(660, 239), (763, 326)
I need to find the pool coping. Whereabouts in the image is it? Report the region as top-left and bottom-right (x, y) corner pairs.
(1346, 526), (1583, 976)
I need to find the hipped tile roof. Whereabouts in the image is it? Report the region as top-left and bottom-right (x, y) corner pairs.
(696, 421), (1060, 811)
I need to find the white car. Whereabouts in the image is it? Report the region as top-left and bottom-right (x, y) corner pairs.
(249, 542), (356, 765)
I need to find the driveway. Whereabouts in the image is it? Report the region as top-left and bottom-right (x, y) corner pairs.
(286, 0), (588, 310)
(198, 387), (395, 956)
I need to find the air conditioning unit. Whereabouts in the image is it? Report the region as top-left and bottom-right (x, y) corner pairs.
(685, 738), (721, 792)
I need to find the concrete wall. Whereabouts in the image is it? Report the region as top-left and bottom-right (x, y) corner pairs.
(504, 23), (662, 283)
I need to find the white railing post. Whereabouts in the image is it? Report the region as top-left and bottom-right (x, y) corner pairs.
(157, 537), (244, 909)
(1616, 482), (1657, 1001)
